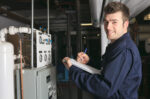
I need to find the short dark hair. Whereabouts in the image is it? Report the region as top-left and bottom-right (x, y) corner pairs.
(104, 2), (130, 22)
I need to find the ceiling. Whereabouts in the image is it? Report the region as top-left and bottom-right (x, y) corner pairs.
(0, 0), (149, 32)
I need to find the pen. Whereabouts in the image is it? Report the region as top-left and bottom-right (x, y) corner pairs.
(84, 48), (87, 53)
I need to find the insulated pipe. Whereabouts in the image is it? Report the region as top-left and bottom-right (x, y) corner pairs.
(0, 7), (31, 25)
(101, 23), (109, 56)
(0, 28), (8, 41)
(122, 0), (150, 17)
(0, 26), (31, 42)
(89, 0), (103, 27)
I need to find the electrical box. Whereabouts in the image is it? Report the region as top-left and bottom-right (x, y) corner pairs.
(35, 30), (52, 68)
(18, 66), (57, 99)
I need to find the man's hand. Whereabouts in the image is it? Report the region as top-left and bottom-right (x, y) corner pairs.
(62, 57), (72, 70)
(77, 52), (89, 64)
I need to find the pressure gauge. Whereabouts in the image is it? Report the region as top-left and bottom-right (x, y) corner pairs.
(44, 54), (47, 61)
(39, 54), (42, 62)
(39, 36), (42, 44)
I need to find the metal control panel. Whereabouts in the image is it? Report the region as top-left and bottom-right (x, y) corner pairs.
(20, 66), (57, 99)
(35, 30), (52, 68)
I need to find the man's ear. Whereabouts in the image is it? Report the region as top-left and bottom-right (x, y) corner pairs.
(124, 20), (129, 28)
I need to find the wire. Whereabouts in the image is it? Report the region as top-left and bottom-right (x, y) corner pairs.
(22, 56), (26, 66)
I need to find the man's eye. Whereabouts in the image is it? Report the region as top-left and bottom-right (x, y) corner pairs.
(104, 21), (108, 24)
(113, 22), (117, 24)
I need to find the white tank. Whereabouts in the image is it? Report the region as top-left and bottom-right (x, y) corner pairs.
(0, 41), (14, 99)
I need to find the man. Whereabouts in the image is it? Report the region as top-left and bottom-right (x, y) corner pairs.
(62, 2), (142, 99)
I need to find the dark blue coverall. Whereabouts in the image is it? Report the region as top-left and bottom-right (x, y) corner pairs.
(69, 33), (142, 99)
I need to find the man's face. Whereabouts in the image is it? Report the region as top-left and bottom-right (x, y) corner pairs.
(104, 11), (129, 43)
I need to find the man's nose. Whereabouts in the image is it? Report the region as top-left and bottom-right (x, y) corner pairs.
(106, 22), (112, 30)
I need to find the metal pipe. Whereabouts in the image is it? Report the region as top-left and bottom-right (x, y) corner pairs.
(31, 0), (34, 68)
(66, 13), (71, 57)
(76, 1), (83, 99)
(47, 0), (50, 34)
(76, 0), (82, 53)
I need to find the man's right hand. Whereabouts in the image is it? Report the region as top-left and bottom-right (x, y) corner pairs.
(77, 52), (90, 64)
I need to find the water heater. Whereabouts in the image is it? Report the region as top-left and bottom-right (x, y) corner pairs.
(0, 41), (15, 99)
